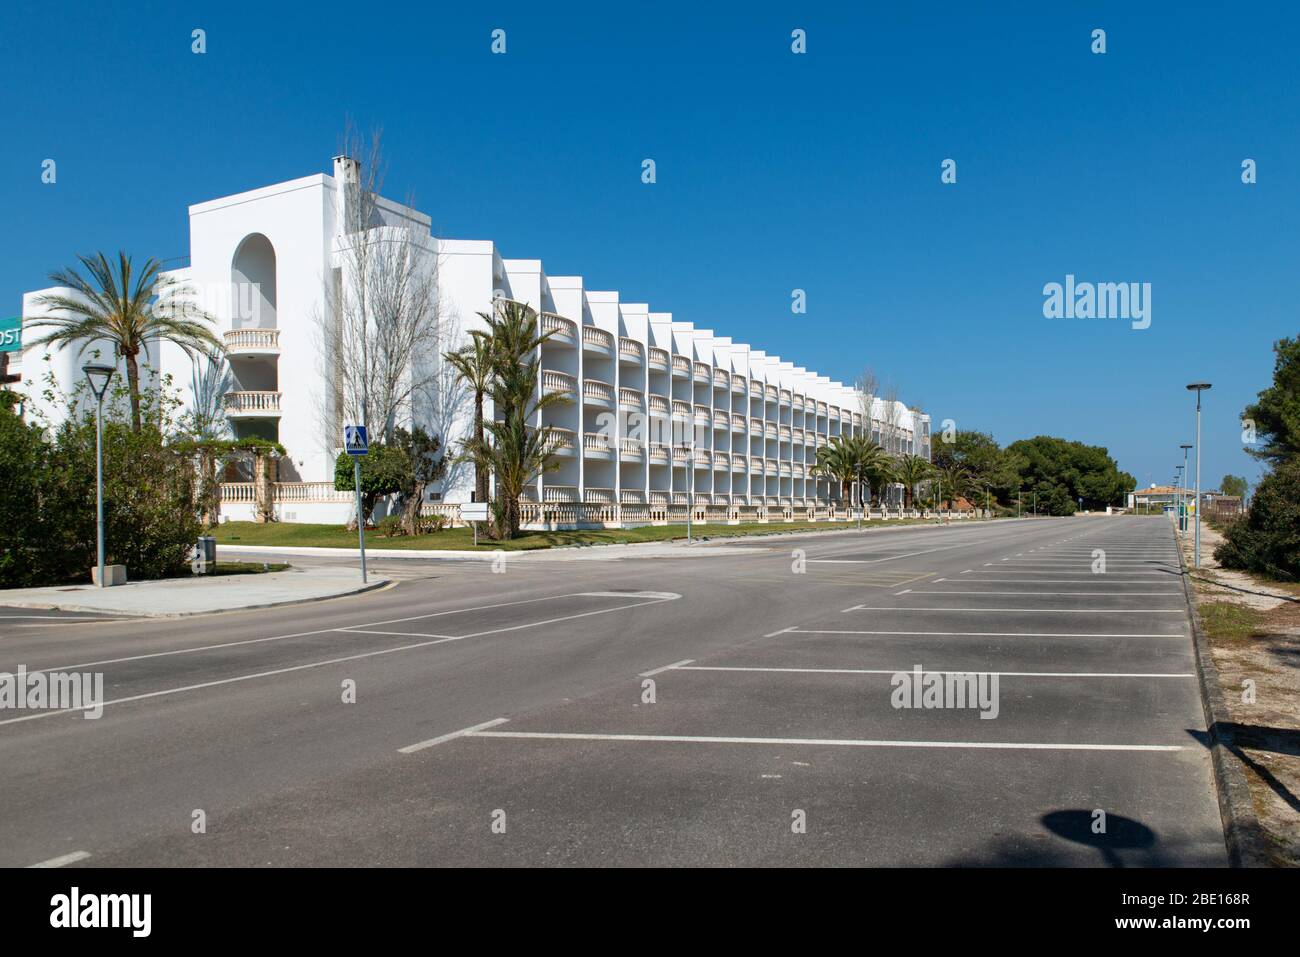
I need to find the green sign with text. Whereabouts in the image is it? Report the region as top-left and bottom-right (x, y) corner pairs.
(0, 317), (20, 353)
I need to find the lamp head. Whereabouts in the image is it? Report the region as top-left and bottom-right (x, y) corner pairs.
(81, 363), (115, 401)
(1186, 382), (1212, 392)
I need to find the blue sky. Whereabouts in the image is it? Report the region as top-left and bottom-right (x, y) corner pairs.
(2, 1), (1295, 492)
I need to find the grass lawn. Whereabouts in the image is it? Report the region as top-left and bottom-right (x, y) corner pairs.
(203, 560), (292, 576)
(211, 517), (942, 552)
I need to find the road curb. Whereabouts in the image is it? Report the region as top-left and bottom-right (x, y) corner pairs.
(1176, 528), (1273, 867)
(0, 577), (393, 619)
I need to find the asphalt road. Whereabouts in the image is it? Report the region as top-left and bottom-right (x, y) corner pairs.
(0, 516), (1226, 867)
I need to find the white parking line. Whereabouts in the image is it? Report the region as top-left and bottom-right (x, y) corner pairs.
(908, 590), (1183, 596)
(788, 628), (1184, 638)
(843, 606), (1186, 614)
(398, 718), (509, 754)
(640, 659), (695, 677)
(468, 729), (1184, 753)
(674, 665), (1195, 678)
(27, 850), (91, 868)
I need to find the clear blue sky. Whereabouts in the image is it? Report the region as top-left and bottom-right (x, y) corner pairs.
(2, 1), (1295, 493)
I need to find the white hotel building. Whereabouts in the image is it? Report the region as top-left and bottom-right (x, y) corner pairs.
(17, 156), (931, 527)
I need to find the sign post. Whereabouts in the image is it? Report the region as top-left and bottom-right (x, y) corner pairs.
(461, 501), (489, 547)
(345, 425), (369, 583)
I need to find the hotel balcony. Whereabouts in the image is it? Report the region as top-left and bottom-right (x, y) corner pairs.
(649, 491), (670, 506)
(618, 337), (643, 366)
(730, 414), (745, 434)
(671, 355), (691, 378)
(618, 387), (643, 410)
(692, 361), (711, 385)
(583, 432), (613, 459)
(620, 437), (644, 460)
(713, 451), (729, 471)
(749, 416), (763, 433)
(732, 374), (746, 395)
(764, 421), (778, 439)
(672, 445), (690, 465)
(793, 394), (805, 411)
(542, 369), (576, 398)
(765, 384), (778, 402)
(671, 399), (691, 422)
(647, 347), (670, 372)
(748, 380), (763, 398)
(713, 410), (729, 431)
(648, 394), (670, 417)
(224, 390), (281, 417)
(224, 328), (280, 356)
(713, 368), (730, 390)
(693, 404), (711, 427)
(648, 442), (670, 463)
(779, 389), (791, 407)
(582, 325), (613, 356)
(620, 489), (646, 505)
(779, 425), (792, 442)
(582, 378), (615, 408)
(542, 427), (577, 457)
(732, 453), (747, 472)
(541, 312), (577, 346)
(586, 487), (616, 504)
(692, 449), (711, 468)
(543, 485), (579, 503)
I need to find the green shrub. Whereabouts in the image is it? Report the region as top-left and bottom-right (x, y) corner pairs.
(1215, 459), (1300, 581)
(0, 399), (202, 586)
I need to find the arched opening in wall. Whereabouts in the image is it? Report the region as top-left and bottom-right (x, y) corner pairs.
(231, 233), (277, 329)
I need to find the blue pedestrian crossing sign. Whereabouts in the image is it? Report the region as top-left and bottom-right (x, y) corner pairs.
(344, 425), (369, 456)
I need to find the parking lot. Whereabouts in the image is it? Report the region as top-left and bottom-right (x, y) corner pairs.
(0, 517), (1227, 867)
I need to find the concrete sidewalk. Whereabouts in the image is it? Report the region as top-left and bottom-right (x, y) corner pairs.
(0, 565), (390, 617)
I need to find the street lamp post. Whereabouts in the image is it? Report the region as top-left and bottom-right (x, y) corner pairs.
(1179, 443), (1192, 533)
(82, 363), (116, 588)
(1174, 463), (1184, 531)
(1186, 383), (1212, 569)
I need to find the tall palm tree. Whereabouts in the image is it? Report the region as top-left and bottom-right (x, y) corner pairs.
(443, 331), (494, 504)
(471, 334), (567, 539)
(894, 453), (934, 509)
(939, 465), (971, 508)
(812, 439), (854, 502)
(28, 252), (222, 432)
(844, 435), (891, 506)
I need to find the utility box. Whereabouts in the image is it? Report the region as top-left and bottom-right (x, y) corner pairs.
(192, 536), (217, 575)
(91, 564), (127, 587)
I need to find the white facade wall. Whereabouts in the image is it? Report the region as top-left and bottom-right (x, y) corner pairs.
(17, 159), (931, 521)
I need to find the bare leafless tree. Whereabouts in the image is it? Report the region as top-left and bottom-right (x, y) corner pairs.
(313, 126), (457, 458)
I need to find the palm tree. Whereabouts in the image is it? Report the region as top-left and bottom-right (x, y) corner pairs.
(471, 336), (567, 539)
(443, 331), (494, 505)
(844, 435), (891, 507)
(939, 465), (971, 509)
(812, 439), (854, 502)
(894, 454), (934, 509)
(28, 252), (222, 432)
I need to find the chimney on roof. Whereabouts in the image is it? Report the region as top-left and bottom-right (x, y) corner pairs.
(332, 154), (360, 236)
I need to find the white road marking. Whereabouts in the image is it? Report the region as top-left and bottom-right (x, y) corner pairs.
(892, 588), (912, 596)
(676, 665), (1195, 678)
(0, 594), (682, 726)
(27, 850), (91, 868)
(467, 729), (1184, 753)
(0, 615), (106, 621)
(788, 628), (1184, 638)
(640, 659), (694, 677)
(909, 590), (1183, 596)
(399, 718), (509, 754)
(763, 626), (797, 638)
(843, 606), (1185, 614)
